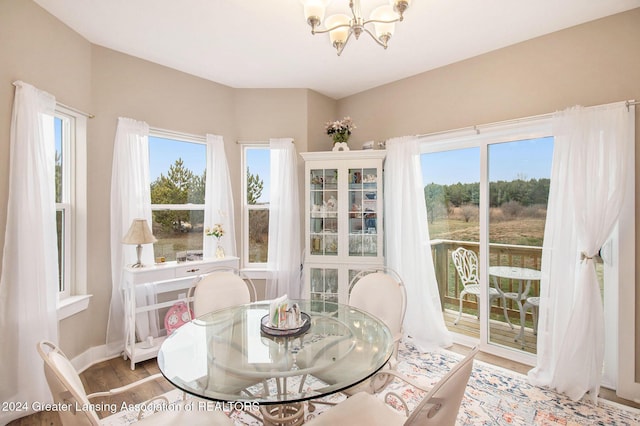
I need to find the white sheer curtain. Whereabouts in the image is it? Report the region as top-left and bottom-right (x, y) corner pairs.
(384, 136), (453, 351)
(106, 117), (156, 356)
(528, 103), (633, 402)
(266, 138), (302, 299)
(0, 81), (58, 422)
(203, 134), (236, 258)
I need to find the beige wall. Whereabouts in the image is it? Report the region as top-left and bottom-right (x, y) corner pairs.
(339, 9), (640, 145)
(1, 0), (638, 379)
(338, 8), (640, 382)
(0, 1), (336, 358)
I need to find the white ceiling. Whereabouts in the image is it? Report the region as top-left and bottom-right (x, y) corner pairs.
(34, 0), (640, 100)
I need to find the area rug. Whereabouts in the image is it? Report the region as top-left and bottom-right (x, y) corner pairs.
(102, 341), (639, 425)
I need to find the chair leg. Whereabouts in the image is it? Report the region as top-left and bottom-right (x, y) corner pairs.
(454, 291), (466, 325)
(496, 295), (514, 329)
(516, 302), (526, 347)
(532, 306), (538, 335)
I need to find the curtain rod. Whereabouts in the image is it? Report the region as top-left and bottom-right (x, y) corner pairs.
(414, 99), (637, 139)
(11, 81), (95, 119)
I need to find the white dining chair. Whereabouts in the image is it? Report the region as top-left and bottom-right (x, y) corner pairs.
(306, 346), (479, 426)
(186, 267), (267, 399)
(37, 341), (233, 426)
(187, 266), (257, 318)
(451, 247), (514, 328)
(301, 268), (408, 412)
(347, 268), (407, 392)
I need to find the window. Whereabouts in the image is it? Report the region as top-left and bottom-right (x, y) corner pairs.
(148, 133), (207, 261)
(51, 106), (88, 316)
(242, 146), (270, 269)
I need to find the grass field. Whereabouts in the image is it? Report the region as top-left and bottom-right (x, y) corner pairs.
(428, 217), (546, 246)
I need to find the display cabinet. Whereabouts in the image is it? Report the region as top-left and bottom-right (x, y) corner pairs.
(300, 150), (386, 307)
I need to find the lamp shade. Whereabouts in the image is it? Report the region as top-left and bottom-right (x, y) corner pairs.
(122, 219), (157, 245)
(326, 14), (350, 46)
(371, 5), (397, 40)
(301, 0), (329, 23)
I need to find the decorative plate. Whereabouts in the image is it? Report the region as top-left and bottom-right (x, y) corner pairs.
(260, 312), (311, 337)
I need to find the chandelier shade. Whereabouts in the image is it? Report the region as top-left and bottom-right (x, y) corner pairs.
(301, 0), (412, 55)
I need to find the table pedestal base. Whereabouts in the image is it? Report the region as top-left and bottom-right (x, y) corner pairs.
(260, 402), (305, 426)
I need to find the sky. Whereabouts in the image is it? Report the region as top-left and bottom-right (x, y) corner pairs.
(246, 147), (271, 203)
(421, 137), (554, 185)
(149, 136), (207, 181)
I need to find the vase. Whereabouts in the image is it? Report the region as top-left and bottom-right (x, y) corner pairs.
(215, 241), (225, 258)
(332, 132), (350, 145)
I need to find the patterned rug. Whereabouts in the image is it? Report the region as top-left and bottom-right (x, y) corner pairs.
(102, 341), (639, 425)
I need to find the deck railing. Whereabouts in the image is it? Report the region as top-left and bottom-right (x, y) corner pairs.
(431, 239), (542, 321)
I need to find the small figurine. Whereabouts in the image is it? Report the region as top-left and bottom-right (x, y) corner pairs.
(291, 303), (301, 327)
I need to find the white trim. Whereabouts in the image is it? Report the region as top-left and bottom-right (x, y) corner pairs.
(57, 294), (92, 320)
(151, 203), (205, 210)
(616, 104), (637, 400)
(149, 127), (206, 144)
(241, 268), (272, 280)
(54, 105), (88, 304)
(71, 342), (120, 373)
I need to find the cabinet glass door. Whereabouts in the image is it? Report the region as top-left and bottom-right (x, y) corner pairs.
(348, 167), (379, 257)
(310, 168), (338, 256)
(310, 267), (339, 312)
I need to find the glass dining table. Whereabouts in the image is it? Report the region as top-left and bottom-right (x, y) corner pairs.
(157, 299), (393, 423)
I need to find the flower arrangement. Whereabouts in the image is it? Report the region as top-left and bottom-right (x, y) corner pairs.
(205, 223), (225, 240)
(325, 116), (356, 144)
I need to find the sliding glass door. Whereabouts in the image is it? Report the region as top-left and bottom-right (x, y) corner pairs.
(487, 137), (553, 353)
(421, 123), (553, 361)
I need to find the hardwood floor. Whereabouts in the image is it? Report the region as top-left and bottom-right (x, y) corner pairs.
(11, 346), (639, 425)
(8, 357), (173, 426)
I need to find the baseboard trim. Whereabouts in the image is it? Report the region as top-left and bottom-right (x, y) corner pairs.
(71, 343), (122, 373)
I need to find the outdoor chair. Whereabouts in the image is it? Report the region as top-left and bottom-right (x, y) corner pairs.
(37, 341), (233, 425)
(306, 346), (479, 426)
(522, 296), (540, 334)
(451, 247), (515, 328)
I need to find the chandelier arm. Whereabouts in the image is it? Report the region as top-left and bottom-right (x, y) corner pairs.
(362, 27), (388, 49)
(363, 17), (401, 26)
(312, 22), (353, 35)
(336, 30), (354, 56)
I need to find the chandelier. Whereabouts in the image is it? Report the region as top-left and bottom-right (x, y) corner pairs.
(301, 0), (412, 56)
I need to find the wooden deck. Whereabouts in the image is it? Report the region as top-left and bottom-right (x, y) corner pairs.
(443, 309), (538, 354)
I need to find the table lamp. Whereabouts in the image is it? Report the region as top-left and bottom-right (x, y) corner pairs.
(122, 218), (157, 268)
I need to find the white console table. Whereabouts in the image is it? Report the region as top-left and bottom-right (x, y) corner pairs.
(122, 256), (239, 369)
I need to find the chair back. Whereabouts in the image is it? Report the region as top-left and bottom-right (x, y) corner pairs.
(189, 267), (257, 318)
(451, 247), (479, 288)
(37, 341), (100, 426)
(349, 269), (406, 342)
(405, 346), (478, 426)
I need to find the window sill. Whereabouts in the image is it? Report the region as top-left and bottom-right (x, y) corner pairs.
(241, 269), (272, 280)
(58, 294), (92, 321)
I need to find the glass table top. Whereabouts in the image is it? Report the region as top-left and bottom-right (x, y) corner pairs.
(157, 300), (393, 405)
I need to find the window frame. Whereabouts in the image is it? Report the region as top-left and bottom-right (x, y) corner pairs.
(148, 129), (207, 260)
(52, 105), (89, 319)
(241, 144), (270, 273)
